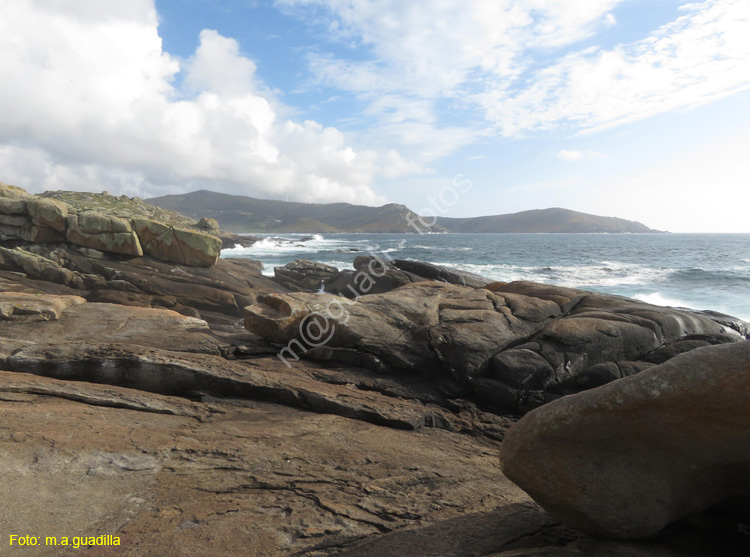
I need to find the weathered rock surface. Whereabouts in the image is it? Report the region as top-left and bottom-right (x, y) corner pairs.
(324, 255), (429, 298)
(244, 281), (746, 413)
(0, 291), (85, 322)
(393, 259), (493, 288)
(0, 183), (251, 267)
(273, 259), (340, 292)
(66, 211), (144, 256)
(0, 242), (284, 326)
(0, 275), (748, 554)
(500, 341), (750, 540)
(0, 369), (528, 556)
(132, 218), (222, 267)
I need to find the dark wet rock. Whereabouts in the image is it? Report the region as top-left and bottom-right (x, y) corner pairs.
(218, 232), (258, 249)
(500, 341), (750, 540)
(393, 259), (493, 288)
(244, 281), (746, 413)
(273, 259), (340, 292)
(324, 255), (427, 298)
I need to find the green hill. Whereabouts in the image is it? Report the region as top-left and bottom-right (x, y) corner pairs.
(147, 190), (441, 233)
(147, 191), (659, 234)
(437, 208), (658, 233)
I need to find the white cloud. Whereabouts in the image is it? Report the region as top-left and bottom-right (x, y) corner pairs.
(480, 0), (750, 135)
(0, 0), (404, 204)
(556, 149), (606, 161)
(279, 0), (625, 160)
(279, 0), (750, 143)
(557, 150), (583, 161)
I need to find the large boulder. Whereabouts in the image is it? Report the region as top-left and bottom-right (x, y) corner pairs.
(67, 211), (143, 256)
(132, 219), (222, 267)
(500, 341), (750, 540)
(196, 217), (220, 231)
(27, 197), (70, 231)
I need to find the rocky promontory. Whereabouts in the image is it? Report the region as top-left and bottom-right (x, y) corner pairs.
(1, 183), (748, 555)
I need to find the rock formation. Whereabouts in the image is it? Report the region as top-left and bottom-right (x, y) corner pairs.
(273, 259), (340, 292)
(500, 341), (750, 540)
(0, 242), (283, 326)
(244, 280), (746, 413)
(1, 183), (231, 267)
(1, 285), (746, 555)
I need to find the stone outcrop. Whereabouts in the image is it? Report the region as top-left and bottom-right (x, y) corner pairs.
(1, 183), (227, 267)
(244, 281), (747, 413)
(0, 284), (745, 555)
(67, 211), (144, 256)
(0, 291), (85, 322)
(0, 242), (284, 326)
(273, 259), (340, 292)
(500, 341), (750, 540)
(393, 259), (492, 288)
(322, 256), (492, 299)
(324, 255), (428, 298)
(1, 192), (73, 244)
(132, 218), (222, 267)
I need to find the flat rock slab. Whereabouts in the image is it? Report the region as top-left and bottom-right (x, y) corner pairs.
(0, 375), (520, 556)
(0, 291), (85, 321)
(0, 301), (230, 356)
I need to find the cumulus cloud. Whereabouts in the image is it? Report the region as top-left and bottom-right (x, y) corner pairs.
(0, 0), (398, 203)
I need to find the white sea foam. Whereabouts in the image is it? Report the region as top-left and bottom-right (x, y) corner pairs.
(633, 292), (695, 310)
(425, 260), (673, 288)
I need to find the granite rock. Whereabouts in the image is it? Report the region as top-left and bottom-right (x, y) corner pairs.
(500, 341), (750, 540)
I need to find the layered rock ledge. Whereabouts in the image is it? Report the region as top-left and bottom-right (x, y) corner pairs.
(1, 182), (229, 267)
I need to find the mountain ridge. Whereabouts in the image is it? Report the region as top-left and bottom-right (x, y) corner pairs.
(147, 190), (661, 233)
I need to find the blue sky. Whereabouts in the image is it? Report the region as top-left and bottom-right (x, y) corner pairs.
(1, 0), (749, 231)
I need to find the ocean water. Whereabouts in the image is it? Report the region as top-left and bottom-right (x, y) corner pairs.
(222, 233), (750, 321)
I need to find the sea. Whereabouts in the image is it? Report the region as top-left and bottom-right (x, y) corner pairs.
(222, 233), (750, 322)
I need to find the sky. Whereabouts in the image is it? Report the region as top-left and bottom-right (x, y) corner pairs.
(1, 0), (749, 232)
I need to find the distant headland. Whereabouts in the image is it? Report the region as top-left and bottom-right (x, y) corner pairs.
(148, 190), (662, 234)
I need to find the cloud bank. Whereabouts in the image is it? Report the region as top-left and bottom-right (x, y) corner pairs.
(0, 0), (397, 203)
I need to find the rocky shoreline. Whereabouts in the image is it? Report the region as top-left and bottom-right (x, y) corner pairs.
(1, 183), (748, 555)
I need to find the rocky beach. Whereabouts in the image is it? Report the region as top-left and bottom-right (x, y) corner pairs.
(1, 183), (749, 556)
